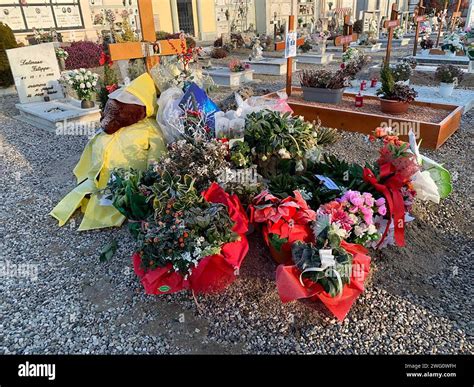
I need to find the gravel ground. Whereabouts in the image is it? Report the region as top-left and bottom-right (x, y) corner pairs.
(0, 44), (473, 354)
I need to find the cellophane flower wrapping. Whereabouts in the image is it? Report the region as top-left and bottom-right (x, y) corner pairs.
(133, 183), (249, 295)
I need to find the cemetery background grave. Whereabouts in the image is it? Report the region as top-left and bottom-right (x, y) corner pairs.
(6, 42), (101, 133)
(0, 6), (473, 354)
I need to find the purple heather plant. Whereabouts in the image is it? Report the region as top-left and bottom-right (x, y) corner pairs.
(64, 41), (103, 70)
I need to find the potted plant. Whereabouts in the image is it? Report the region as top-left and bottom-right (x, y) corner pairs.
(300, 53), (368, 103)
(420, 36), (434, 56)
(441, 32), (464, 57)
(299, 39), (312, 53)
(62, 68), (99, 109)
(434, 64), (464, 98)
(376, 65), (418, 114)
(392, 60), (412, 85)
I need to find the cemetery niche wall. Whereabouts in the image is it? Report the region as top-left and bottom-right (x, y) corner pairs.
(0, 0), (84, 33)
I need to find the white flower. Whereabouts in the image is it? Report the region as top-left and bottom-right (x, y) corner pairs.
(354, 225), (365, 237)
(92, 81), (97, 87)
(80, 68), (86, 73)
(367, 224), (378, 235)
(295, 160), (304, 172)
(79, 83), (85, 88)
(86, 70), (91, 76)
(86, 82), (92, 88)
(68, 80), (73, 85)
(75, 75), (81, 81)
(278, 148), (291, 159)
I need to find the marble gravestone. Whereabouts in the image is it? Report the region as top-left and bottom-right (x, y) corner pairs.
(6, 43), (64, 104)
(7, 42), (101, 132)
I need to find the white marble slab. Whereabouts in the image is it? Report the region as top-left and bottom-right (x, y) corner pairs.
(408, 54), (470, 66)
(15, 99), (101, 132)
(296, 53), (334, 64)
(244, 57), (297, 76)
(202, 67), (253, 88)
(379, 38), (411, 47)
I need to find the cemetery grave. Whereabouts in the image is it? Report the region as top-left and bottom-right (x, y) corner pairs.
(0, 0), (473, 362)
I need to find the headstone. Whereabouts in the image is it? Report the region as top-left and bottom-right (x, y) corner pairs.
(6, 42), (64, 104)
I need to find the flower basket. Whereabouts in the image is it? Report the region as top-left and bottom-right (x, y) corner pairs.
(275, 241), (371, 321)
(132, 183), (249, 295)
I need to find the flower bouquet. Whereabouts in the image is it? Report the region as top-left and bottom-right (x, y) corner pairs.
(228, 58), (249, 72)
(275, 213), (371, 321)
(316, 190), (386, 247)
(441, 32), (465, 55)
(121, 174), (249, 295)
(250, 190), (316, 264)
(62, 68), (99, 108)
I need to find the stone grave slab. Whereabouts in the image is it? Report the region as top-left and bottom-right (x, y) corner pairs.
(407, 54), (470, 66)
(15, 99), (101, 133)
(379, 37), (411, 47)
(344, 83), (474, 113)
(244, 57), (297, 76)
(296, 53), (334, 64)
(6, 42), (64, 104)
(202, 67), (254, 88)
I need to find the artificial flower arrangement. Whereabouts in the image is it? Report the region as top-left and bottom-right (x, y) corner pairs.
(420, 36), (434, 50)
(341, 46), (363, 63)
(441, 32), (465, 54)
(55, 47), (69, 60)
(392, 60), (412, 83)
(393, 26), (404, 40)
(228, 58), (249, 72)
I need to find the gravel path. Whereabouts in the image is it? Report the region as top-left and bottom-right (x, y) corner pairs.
(0, 44), (473, 354)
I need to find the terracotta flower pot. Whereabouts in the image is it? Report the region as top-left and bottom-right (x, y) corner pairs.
(379, 98), (409, 114)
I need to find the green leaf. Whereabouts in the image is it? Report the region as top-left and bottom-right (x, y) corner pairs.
(269, 233), (288, 251)
(99, 239), (118, 262)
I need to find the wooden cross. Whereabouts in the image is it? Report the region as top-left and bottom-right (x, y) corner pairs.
(274, 36), (305, 51)
(412, 0), (427, 56)
(334, 15), (358, 52)
(108, 0), (185, 73)
(450, 0), (462, 32)
(383, 3), (400, 65)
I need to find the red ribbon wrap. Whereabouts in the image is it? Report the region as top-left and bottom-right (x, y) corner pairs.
(275, 241), (371, 321)
(363, 165), (406, 247)
(132, 183), (249, 295)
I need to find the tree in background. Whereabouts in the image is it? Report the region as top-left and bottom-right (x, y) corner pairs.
(0, 22), (18, 87)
